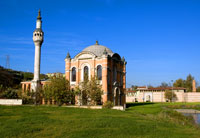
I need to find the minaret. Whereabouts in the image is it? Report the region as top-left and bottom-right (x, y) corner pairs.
(31, 10), (44, 92)
(192, 80), (196, 92)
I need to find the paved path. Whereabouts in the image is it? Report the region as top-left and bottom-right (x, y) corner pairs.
(175, 109), (200, 113)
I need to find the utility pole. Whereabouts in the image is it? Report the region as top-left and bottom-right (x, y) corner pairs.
(5, 55), (10, 69)
(171, 80), (173, 102)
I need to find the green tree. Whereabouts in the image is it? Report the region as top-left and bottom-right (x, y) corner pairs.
(43, 75), (73, 106)
(196, 86), (200, 92)
(88, 76), (103, 105)
(131, 85), (138, 91)
(80, 73), (90, 105)
(164, 90), (177, 102)
(43, 85), (53, 102)
(160, 82), (169, 88)
(173, 79), (185, 88)
(80, 75), (103, 105)
(185, 74), (194, 92)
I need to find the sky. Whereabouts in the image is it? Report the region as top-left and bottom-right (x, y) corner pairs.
(0, 0), (200, 87)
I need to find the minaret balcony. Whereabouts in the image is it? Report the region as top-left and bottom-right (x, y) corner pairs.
(33, 31), (43, 43)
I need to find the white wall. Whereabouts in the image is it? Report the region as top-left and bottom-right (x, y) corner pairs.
(126, 92), (200, 103)
(0, 99), (22, 105)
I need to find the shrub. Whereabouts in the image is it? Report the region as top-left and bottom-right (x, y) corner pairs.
(21, 93), (34, 104)
(102, 101), (114, 109)
(164, 90), (177, 102)
(0, 88), (19, 99)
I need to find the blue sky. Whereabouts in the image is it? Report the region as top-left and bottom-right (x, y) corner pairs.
(0, 0), (200, 87)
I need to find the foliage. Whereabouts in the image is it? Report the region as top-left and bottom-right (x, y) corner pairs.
(43, 85), (53, 101)
(173, 78), (185, 88)
(196, 86), (200, 92)
(185, 74), (194, 92)
(102, 101), (114, 109)
(147, 85), (153, 88)
(73, 86), (81, 95)
(164, 90), (177, 102)
(160, 82), (169, 88)
(80, 75), (103, 105)
(88, 76), (103, 105)
(173, 74), (195, 92)
(43, 75), (73, 106)
(0, 88), (19, 99)
(20, 91), (34, 104)
(131, 85), (138, 91)
(0, 66), (48, 89)
(80, 73), (90, 105)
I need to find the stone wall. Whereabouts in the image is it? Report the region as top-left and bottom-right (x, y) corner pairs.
(0, 99), (22, 105)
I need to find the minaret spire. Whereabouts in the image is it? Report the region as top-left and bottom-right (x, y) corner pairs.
(36, 9), (42, 29)
(37, 9), (41, 20)
(32, 10), (44, 92)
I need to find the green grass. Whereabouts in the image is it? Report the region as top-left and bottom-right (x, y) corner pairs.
(0, 103), (200, 138)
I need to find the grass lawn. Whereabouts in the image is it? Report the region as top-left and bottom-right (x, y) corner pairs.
(0, 103), (200, 138)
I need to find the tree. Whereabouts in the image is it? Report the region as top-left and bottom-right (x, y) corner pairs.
(196, 86), (200, 92)
(131, 85), (138, 91)
(88, 76), (103, 105)
(80, 75), (103, 105)
(80, 73), (90, 105)
(185, 74), (194, 92)
(160, 82), (169, 88)
(43, 75), (73, 106)
(164, 90), (177, 102)
(173, 79), (185, 88)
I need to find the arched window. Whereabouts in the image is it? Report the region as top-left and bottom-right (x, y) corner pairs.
(113, 66), (117, 81)
(97, 65), (102, 80)
(71, 67), (76, 82)
(84, 66), (89, 81)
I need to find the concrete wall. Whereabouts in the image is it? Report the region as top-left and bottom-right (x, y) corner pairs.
(184, 93), (200, 102)
(0, 99), (22, 105)
(126, 92), (200, 103)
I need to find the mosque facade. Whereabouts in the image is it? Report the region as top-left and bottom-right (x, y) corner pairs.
(65, 41), (127, 106)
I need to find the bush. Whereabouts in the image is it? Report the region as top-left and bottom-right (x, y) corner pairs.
(0, 88), (19, 99)
(21, 93), (34, 104)
(102, 101), (114, 109)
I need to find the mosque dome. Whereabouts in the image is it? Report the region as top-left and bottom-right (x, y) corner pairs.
(82, 41), (113, 57)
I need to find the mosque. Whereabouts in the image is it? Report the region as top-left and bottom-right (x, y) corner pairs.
(21, 10), (127, 106)
(65, 41), (127, 105)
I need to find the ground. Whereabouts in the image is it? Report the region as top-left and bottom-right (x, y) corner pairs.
(0, 103), (200, 138)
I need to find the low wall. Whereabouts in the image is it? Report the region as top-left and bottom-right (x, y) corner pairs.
(0, 99), (22, 105)
(65, 105), (124, 110)
(126, 92), (200, 103)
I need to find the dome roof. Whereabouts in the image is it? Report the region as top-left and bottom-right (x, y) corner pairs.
(82, 41), (113, 57)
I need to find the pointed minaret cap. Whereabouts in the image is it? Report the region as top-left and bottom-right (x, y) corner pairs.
(37, 9), (42, 20)
(122, 56), (125, 62)
(66, 52), (71, 59)
(95, 40), (99, 45)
